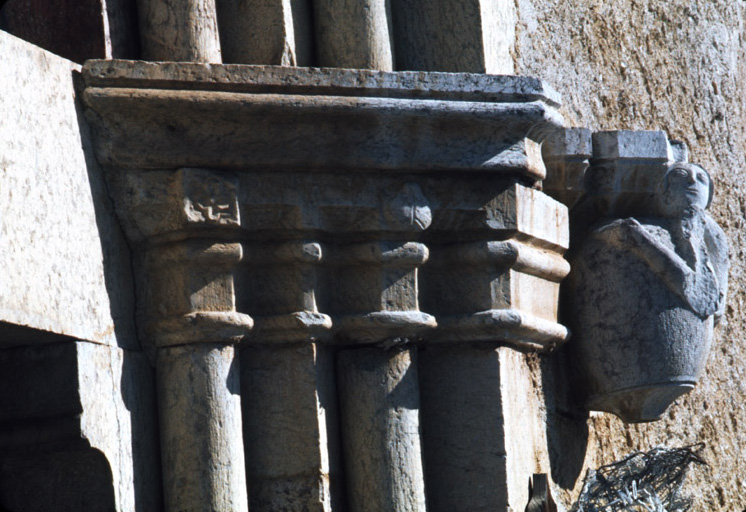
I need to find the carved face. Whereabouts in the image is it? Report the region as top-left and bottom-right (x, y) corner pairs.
(659, 164), (711, 216)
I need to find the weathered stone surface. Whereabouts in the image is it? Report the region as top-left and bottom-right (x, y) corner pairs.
(314, 0), (393, 70)
(79, 58), (573, 512)
(423, 184), (570, 351)
(568, 162), (728, 423)
(0, 31), (136, 348)
(390, 0), (515, 74)
(542, 127), (592, 208)
(515, 3), (746, 504)
(215, 0), (313, 65)
(136, 0), (222, 62)
(419, 345), (550, 512)
(240, 241), (332, 343)
(82, 60), (561, 176)
(0, 0), (139, 62)
(158, 343), (248, 512)
(0, 342), (161, 512)
(82, 59), (562, 104)
(144, 240), (253, 347)
(115, 166), (252, 512)
(337, 347), (426, 512)
(240, 343), (341, 512)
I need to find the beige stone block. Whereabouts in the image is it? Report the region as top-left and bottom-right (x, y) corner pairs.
(0, 31), (135, 348)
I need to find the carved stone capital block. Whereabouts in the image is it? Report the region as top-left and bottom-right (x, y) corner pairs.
(425, 184), (570, 351)
(542, 127), (592, 208)
(241, 241), (331, 343)
(332, 241), (436, 343)
(81, 61), (569, 512)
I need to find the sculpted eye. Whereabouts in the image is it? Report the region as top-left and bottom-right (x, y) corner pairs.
(696, 172), (708, 184)
(671, 168), (688, 178)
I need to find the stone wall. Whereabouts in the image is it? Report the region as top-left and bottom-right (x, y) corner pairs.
(514, 2), (746, 510)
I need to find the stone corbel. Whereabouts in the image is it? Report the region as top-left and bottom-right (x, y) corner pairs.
(544, 128), (730, 423)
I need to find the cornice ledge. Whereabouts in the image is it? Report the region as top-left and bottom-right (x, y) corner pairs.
(81, 61), (563, 179)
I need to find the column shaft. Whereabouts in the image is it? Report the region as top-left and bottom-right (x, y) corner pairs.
(337, 346), (426, 512)
(314, 0), (393, 70)
(216, 0), (313, 65)
(158, 343), (248, 512)
(390, 0), (514, 73)
(137, 0), (222, 62)
(419, 345), (509, 512)
(241, 343), (340, 512)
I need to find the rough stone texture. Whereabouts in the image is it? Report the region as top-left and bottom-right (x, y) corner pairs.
(0, 342), (160, 511)
(0, 0), (139, 62)
(79, 60), (572, 512)
(136, 0), (222, 62)
(0, 30), (136, 348)
(542, 127), (592, 208)
(568, 162), (728, 423)
(157, 343), (248, 512)
(117, 167), (252, 512)
(514, 1), (746, 510)
(419, 345), (550, 512)
(239, 240), (332, 343)
(82, 60), (561, 175)
(337, 347), (426, 512)
(314, 0), (393, 70)
(423, 184), (570, 351)
(390, 0), (514, 74)
(240, 343), (341, 512)
(215, 0), (313, 65)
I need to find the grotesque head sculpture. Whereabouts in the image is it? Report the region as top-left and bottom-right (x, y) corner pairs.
(657, 163), (712, 217)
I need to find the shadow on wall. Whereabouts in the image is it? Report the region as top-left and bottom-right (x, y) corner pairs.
(0, 449), (116, 512)
(74, 69), (164, 511)
(0, 0), (139, 63)
(540, 344), (590, 492)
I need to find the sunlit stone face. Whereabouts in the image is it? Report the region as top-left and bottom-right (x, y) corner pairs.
(659, 164), (710, 216)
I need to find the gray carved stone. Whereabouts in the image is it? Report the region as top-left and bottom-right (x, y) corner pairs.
(136, 0), (222, 62)
(79, 60), (571, 512)
(314, 0), (394, 70)
(158, 343), (248, 511)
(390, 0), (515, 73)
(215, 0), (313, 65)
(568, 161), (729, 423)
(337, 347), (426, 512)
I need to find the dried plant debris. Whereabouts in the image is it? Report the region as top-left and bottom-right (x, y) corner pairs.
(572, 444), (707, 512)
